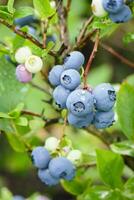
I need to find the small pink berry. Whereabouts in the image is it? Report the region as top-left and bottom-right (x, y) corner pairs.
(16, 64), (32, 83)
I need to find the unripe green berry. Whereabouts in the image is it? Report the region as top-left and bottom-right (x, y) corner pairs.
(25, 55), (43, 73)
(45, 137), (59, 152)
(67, 150), (82, 164)
(91, 0), (107, 17)
(15, 46), (32, 64)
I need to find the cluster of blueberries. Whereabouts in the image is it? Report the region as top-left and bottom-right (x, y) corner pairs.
(92, 0), (133, 23)
(49, 51), (116, 129)
(31, 146), (76, 186)
(15, 46), (43, 83)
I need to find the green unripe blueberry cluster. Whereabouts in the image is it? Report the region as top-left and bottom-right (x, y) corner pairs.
(15, 46), (43, 83)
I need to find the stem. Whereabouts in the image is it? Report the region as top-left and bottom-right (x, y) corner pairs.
(76, 16), (94, 44)
(22, 110), (43, 118)
(56, 0), (69, 47)
(100, 42), (134, 68)
(66, 0), (72, 14)
(30, 82), (51, 95)
(83, 30), (100, 88)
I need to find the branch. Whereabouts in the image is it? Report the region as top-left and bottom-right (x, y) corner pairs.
(83, 30), (100, 88)
(100, 42), (134, 68)
(56, 0), (69, 47)
(22, 110), (43, 118)
(0, 18), (56, 57)
(76, 16), (94, 44)
(66, 0), (72, 16)
(30, 82), (51, 96)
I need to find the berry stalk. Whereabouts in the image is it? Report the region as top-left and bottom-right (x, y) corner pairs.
(83, 30), (100, 88)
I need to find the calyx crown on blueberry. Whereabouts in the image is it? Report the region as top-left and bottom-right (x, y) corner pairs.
(48, 51), (116, 129)
(31, 137), (78, 186)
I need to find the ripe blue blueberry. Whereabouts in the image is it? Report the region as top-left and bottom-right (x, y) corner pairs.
(53, 85), (70, 108)
(14, 15), (36, 27)
(38, 169), (59, 186)
(68, 112), (94, 128)
(46, 35), (56, 45)
(93, 83), (116, 112)
(48, 65), (64, 86)
(102, 0), (124, 14)
(16, 64), (32, 83)
(109, 5), (132, 23)
(94, 110), (115, 129)
(66, 89), (94, 117)
(31, 147), (51, 169)
(64, 51), (85, 71)
(60, 69), (81, 90)
(49, 157), (76, 181)
(13, 196), (25, 200)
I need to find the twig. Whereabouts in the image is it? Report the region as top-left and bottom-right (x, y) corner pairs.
(78, 163), (96, 169)
(22, 110), (43, 118)
(83, 30), (100, 88)
(66, 0), (72, 14)
(56, 0), (69, 47)
(0, 18), (56, 57)
(76, 16), (94, 44)
(30, 82), (51, 95)
(73, 29), (97, 51)
(100, 42), (134, 68)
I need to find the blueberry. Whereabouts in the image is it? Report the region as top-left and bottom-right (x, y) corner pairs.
(46, 35), (56, 45)
(93, 83), (116, 112)
(64, 51), (85, 71)
(16, 64), (32, 83)
(13, 196), (25, 200)
(68, 112), (94, 128)
(38, 169), (59, 186)
(49, 157), (75, 181)
(14, 15), (37, 27)
(109, 5), (132, 23)
(102, 0), (124, 14)
(94, 110), (115, 129)
(31, 147), (51, 169)
(66, 89), (94, 117)
(48, 65), (64, 86)
(60, 69), (81, 90)
(53, 85), (70, 108)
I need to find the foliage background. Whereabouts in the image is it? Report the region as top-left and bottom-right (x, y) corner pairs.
(0, 0), (134, 199)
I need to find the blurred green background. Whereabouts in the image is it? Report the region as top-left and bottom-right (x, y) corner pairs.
(0, 0), (134, 199)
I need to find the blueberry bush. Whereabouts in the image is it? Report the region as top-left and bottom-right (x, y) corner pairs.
(0, 0), (134, 199)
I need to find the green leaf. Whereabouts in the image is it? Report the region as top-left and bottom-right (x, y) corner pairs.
(78, 186), (110, 200)
(87, 64), (113, 87)
(61, 178), (86, 196)
(0, 119), (13, 132)
(15, 117), (28, 126)
(116, 83), (134, 140)
(9, 103), (24, 118)
(7, 0), (15, 14)
(14, 6), (34, 19)
(124, 177), (134, 199)
(0, 57), (29, 112)
(0, 112), (11, 119)
(125, 74), (134, 87)
(111, 141), (134, 157)
(33, 0), (55, 19)
(0, 8), (13, 22)
(96, 149), (124, 188)
(6, 132), (26, 152)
